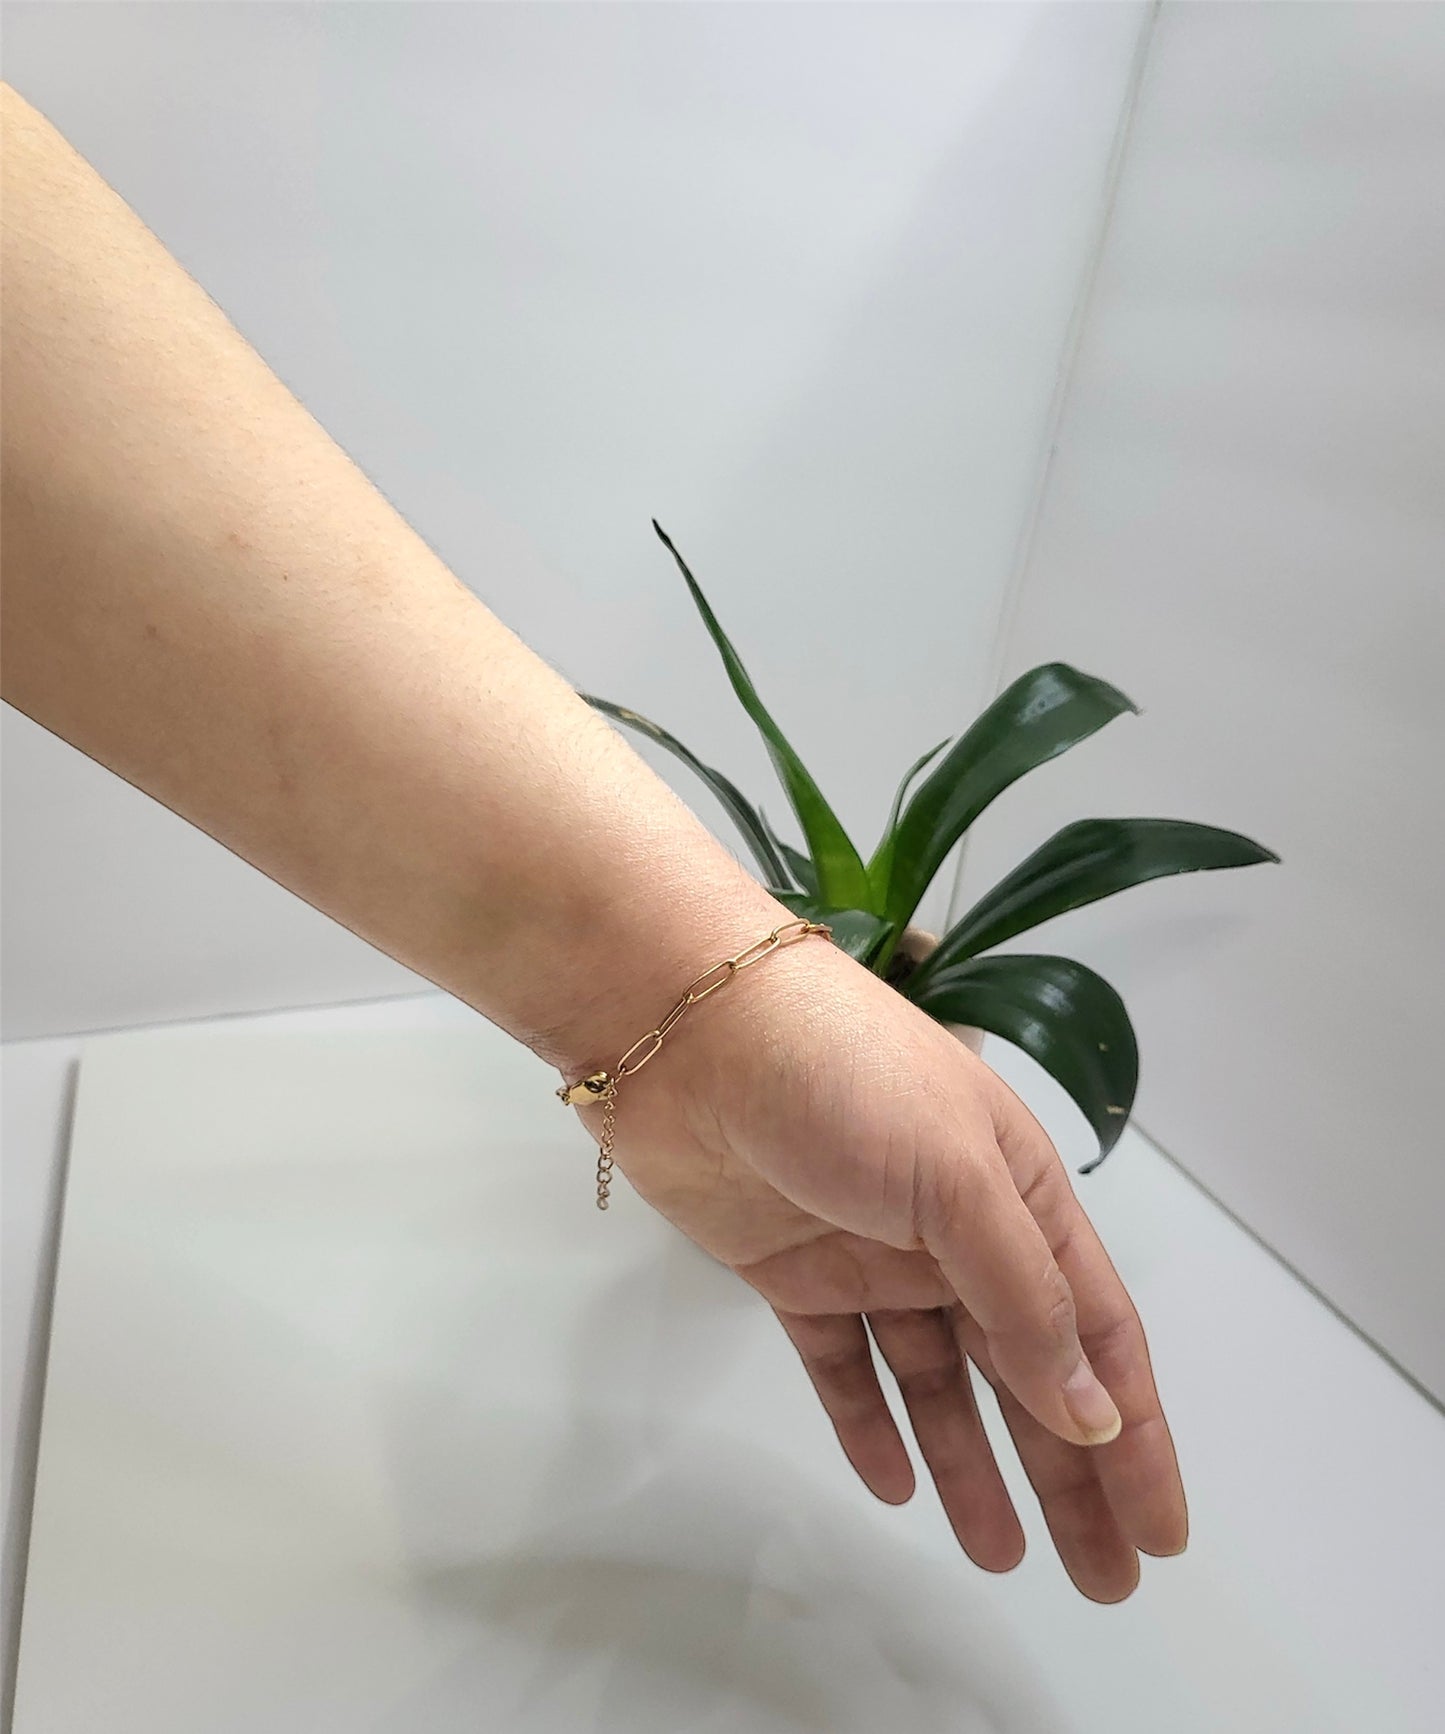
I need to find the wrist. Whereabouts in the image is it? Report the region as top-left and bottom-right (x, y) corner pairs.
(471, 794), (794, 1075)
(504, 849), (800, 1084)
(428, 692), (832, 1085)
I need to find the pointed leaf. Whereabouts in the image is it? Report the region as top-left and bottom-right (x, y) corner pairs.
(867, 736), (951, 906)
(582, 694), (789, 888)
(884, 664), (1138, 927)
(652, 520), (872, 910)
(760, 807), (819, 897)
(907, 953), (1138, 1170)
(911, 818), (1280, 991)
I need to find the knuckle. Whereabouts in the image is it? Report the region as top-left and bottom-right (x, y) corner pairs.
(1086, 1311), (1141, 1379)
(907, 1151), (957, 1239)
(1042, 1268), (1079, 1347)
(910, 1130), (991, 1233)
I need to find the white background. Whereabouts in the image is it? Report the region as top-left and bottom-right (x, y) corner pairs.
(1, 2), (1154, 1693)
(4, 1), (1445, 1709)
(963, 2), (1445, 1400)
(1, 0), (1147, 1032)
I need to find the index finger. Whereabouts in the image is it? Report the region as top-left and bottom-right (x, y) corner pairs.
(989, 1082), (1188, 1560)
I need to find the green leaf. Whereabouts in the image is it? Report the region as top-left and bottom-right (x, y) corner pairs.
(883, 664), (1139, 927)
(759, 808), (819, 897)
(910, 818), (1280, 992)
(867, 737), (950, 907)
(907, 953), (1138, 1170)
(652, 520), (873, 910)
(773, 893), (894, 966)
(582, 695), (790, 888)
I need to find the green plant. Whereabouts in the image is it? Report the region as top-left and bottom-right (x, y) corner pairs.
(583, 521), (1279, 1171)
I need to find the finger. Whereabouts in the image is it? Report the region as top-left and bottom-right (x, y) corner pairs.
(989, 1088), (1188, 1559)
(957, 1313), (1140, 1603)
(775, 1309), (915, 1505)
(914, 1118), (1123, 1451)
(867, 1305), (1024, 1573)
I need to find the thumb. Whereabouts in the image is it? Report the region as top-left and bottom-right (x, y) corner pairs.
(917, 1140), (1122, 1449)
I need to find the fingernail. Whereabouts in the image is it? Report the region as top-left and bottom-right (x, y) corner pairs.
(1063, 1359), (1122, 1443)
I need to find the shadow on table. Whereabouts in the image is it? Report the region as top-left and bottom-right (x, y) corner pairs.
(376, 1234), (1066, 1734)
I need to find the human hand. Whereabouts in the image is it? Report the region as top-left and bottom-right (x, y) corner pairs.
(569, 931), (1187, 1603)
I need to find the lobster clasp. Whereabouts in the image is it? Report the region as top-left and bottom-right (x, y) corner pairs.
(557, 1070), (612, 1108)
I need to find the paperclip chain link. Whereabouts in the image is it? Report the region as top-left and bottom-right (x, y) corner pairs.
(555, 918), (832, 1209)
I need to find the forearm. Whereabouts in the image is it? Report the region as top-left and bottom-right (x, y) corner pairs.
(0, 87), (787, 1068)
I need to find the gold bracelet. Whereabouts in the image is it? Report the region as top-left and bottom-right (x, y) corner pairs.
(556, 917), (833, 1210)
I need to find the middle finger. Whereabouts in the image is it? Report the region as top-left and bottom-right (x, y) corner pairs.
(868, 1304), (1025, 1573)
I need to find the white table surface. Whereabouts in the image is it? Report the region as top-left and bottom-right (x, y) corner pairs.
(1, 993), (480, 1718)
(5, 994), (1444, 1732)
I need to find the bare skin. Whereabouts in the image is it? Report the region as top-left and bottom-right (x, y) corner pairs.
(0, 85), (1185, 1601)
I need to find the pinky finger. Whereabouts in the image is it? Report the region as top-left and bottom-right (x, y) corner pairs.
(775, 1309), (915, 1506)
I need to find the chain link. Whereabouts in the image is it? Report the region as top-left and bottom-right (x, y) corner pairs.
(596, 1082), (618, 1209)
(557, 917), (832, 1211)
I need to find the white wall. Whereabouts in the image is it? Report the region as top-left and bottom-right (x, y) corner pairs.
(969, 3), (1445, 1399)
(1, 1), (1149, 1037)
